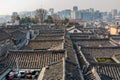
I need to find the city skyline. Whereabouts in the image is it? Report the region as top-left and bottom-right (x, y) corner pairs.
(0, 0), (120, 15)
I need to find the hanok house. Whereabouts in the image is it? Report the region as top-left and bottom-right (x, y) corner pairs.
(70, 31), (120, 80)
(70, 32), (95, 40)
(38, 58), (81, 80)
(35, 34), (64, 40)
(0, 29), (13, 58)
(21, 31), (65, 50)
(66, 26), (83, 33)
(35, 29), (65, 40)
(2, 50), (66, 80)
(0, 27), (84, 80)
(74, 38), (117, 47)
(0, 29), (13, 80)
(0, 35), (83, 80)
(10, 30), (27, 49)
(71, 41), (120, 80)
(110, 35), (120, 45)
(24, 40), (64, 50)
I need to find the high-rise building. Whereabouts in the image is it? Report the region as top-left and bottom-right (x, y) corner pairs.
(57, 9), (71, 19)
(89, 8), (94, 13)
(94, 10), (102, 20)
(11, 12), (19, 22)
(111, 9), (118, 18)
(73, 6), (78, 12)
(63, 9), (71, 19)
(11, 12), (18, 19)
(71, 6), (78, 19)
(71, 11), (76, 19)
(49, 8), (54, 15)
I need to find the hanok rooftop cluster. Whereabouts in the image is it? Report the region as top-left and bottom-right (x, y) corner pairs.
(0, 24), (120, 80)
(0, 25), (81, 80)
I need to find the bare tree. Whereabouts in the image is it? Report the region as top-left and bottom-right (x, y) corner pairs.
(36, 8), (47, 23)
(52, 14), (61, 25)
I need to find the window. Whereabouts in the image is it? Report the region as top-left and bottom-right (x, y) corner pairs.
(74, 30), (77, 33)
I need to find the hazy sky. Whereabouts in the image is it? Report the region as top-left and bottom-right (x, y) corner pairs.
(0, 0), (120, 15)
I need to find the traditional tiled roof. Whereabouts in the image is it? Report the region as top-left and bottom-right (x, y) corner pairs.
(0, 29), (10, 41)
(0, 62), (9, 75)
(39, 29), (64, 34)
(70, 33), (97, 40)
(91, 28), (109, 35)
(64, 36), (85, 80)
(25, 40), (63, 50)
(76, 46), (120, 80)
(10, 30), (26, 40)
(111, 38), (120, 42)
(83, 66), (100, 80)
(6, 25), (28, 29)
(35, 35), (64, 40)
(31, 25), (50, 30)
(38, 58), (82, 80)
(65, 59), (81, 80)
(2, 27), (27, 33)
(110, 35), (120, 39)
(92, 63), (120, 80)
(31, 25), (65, 30)
(115, 54), (120, 62)
(69, 28), (120, 80)
(64, 36), (77, 63)
(81, 47), (120, 63)
(2, 50), (66, 69)
(110, 35), (120, 45)
(38, 33), (64, 37)
(75, 39), (115, 47)
(71, 35), (91, 40)
(74, 46), (120, 80)
(39, 59), (64, 80)
(70, 33), (94, 36)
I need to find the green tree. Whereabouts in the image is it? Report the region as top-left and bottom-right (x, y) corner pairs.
(63, 18), (69, 25)
(20, 17), (31, 24)
(31, 16), (39, 24)
(44, 15), (53, 24)
(16, 16), (20, 20)
(20, 16), (39, 24)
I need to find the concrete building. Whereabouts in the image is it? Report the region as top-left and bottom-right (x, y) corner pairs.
(111, 9), (118, 18)
(109, 26), (119, 35)
(57, 9), (71, 19)
(71, 6), (79, 19)
(71, 9), (102, 21)
(49, 8), (54, 15)
(110, 27), (118, 35)
(80, 10), (93, 21)
(11, 12), (19, 23)
(73, 6), (78, 12)
(62, 9), (71, 19)
(71, 11), (76, 19)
